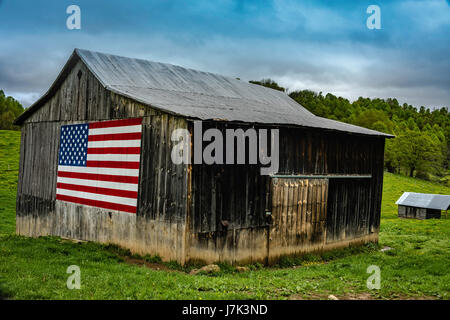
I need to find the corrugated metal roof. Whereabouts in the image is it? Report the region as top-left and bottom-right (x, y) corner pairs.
(395, 192), (450, 210)
(15, 49), (393, 137)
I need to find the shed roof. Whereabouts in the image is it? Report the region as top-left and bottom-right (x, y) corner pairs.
(14, 49), (392, 137)
(395, 192), (450, 210)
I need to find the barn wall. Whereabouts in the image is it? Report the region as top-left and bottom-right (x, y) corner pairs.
(16, 59), (189, 263)
(186, 122), (385, 264)
(398, 205), (427, 219)
(398, 206), (441, 220)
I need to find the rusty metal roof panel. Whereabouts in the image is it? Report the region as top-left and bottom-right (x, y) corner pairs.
(396, 192), (450, 210)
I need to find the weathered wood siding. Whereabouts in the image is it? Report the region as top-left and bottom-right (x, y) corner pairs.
(187, 122), (385, 264)
(137, 115), (189, 262)
(186, 122), (269, 264)
(398, 205), (426, 219)
(16, 58), (190, 263)
(268, 178), (328, 263)
(398, 206), (441, 220)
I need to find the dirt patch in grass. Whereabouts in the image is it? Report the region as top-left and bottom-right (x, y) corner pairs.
(290, 292), (437, 300)
(289, 293), (325, 300)
(336, 292), (376, 300)
(123, 256), (179, 272)
(375, 294), (437, 300)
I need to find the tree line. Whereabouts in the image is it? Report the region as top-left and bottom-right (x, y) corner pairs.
(251, 80), (449, 185)
(0, 90), (24, 130)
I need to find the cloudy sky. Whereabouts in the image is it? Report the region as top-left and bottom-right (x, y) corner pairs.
(0, 0), (449, 109)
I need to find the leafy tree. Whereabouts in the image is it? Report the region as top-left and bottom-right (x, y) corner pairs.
(396, 130), (444, 177)
(249, 79), (286, 92)
(352, 109), (393, 133)
(0, 90), (24, 130)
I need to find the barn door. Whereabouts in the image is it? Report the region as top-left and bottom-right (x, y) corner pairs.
(268, 178), (328, 264)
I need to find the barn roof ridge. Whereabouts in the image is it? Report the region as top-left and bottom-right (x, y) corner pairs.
(75, 48), (255, 89)
(14, 48), (393, 138)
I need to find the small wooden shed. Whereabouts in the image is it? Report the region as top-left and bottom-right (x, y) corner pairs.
(14, 49), (392, 265)
(396, 192), (450, 220)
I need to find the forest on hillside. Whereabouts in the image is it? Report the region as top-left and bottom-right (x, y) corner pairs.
(251, 80), (450, 185)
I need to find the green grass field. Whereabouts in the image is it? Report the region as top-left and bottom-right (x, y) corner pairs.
(1, 129), (449, 300)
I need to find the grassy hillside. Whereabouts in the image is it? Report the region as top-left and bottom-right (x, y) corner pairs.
(0, 130), (449, 299)
(0, 130), (20, 235)
(382, 173), (450, 219)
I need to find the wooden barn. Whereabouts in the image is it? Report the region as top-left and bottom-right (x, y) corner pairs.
(396, 192), (450, 220)
(14, 49), (392, 265)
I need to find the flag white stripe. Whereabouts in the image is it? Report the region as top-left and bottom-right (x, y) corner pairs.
(86, 154), (141, 162)
(88, 125), (142, 136)
(58, 165), (140, 177)
(56, 188), (137, 206)
(57, 177), (138, 191)
(87, 140), (141, 148)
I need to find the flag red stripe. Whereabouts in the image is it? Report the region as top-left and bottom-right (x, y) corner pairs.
(87, 147), (141, 154)
(56, 194), (136, 214)
(86, 161), (140, 169)
(88, 132), (141, 142)
(57, 171), (139, 184)
(57, 183), (138, 199)
(89, 118), (142, 129)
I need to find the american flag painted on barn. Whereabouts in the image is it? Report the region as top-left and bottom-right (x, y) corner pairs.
(56, 118), (142, 214)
